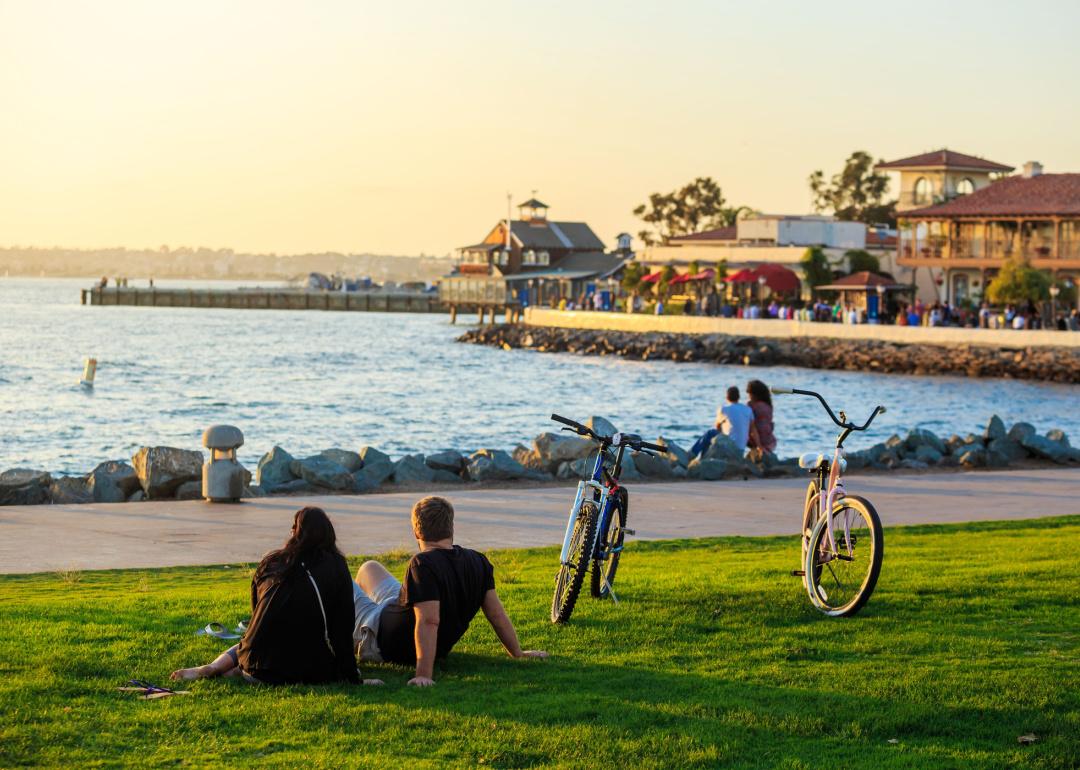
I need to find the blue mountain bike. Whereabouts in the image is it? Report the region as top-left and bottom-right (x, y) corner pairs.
(549, 414), (666, 624)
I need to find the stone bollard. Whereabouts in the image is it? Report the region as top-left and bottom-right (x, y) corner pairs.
(202, 425), (245, 503)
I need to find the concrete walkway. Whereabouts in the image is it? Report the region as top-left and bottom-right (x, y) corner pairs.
(2, 468), (1078, 574)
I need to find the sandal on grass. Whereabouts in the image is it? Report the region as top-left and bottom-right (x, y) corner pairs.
(119, 679), (191, 699)
(195, 622), (241, 640)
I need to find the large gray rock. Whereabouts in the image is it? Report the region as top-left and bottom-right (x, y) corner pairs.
(356, 447), (395, 487)
(48, 476), (92, 504)
(958, 448), (986, 467)
(986, 437), (1026, 463)
(431, 469), (464, 484)
(687, 457), (727, 481)
(131, 447), (203, 499)
(511, 444), (547, 472)
(912, 445), (943, 465)
(533, 432), (593, 471)
(585, 416), (618, 437)
(425, 450), (465, 474)
(1007, 422), (1036, 444)
(985, 447), (1011, 468)
(984, 415), (1006, 442)
(1019, 434), (1070, 464)
(88, 461), (140, 503)
(290, 456), (355, 491)
(466, 449), (546, 482)
(391, 454), (437, 485)
(0, 469), (53, 507)
(256, 446), (296, 491)
(350, 471), (376, 494)
(273, 478), (315, 495)
(905, 428), (947, 456)
(703, 434), (743, 463)
(898, 459), (929, 470)
(319, 448), (363, 473)
(658, 438), (690, 469)
(633, 451), (677, 479)
(174, 480), (203, 500)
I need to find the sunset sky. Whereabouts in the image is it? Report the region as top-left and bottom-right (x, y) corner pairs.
(2, 0), (1079, 256)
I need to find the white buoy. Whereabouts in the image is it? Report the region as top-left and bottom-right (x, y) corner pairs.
(80, 358), (97, 389)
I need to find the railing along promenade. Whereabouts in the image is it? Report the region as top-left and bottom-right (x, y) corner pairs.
(523, 307), (1080, 349)
(82, 286), (443, 313)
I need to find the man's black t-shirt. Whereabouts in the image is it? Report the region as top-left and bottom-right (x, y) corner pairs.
(376, 545), (495, 666)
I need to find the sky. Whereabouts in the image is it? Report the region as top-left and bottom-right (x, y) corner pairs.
(2, 0), (1079, 256)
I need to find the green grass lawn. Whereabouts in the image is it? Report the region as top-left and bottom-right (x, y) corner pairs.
(1, 517), (1078, 769)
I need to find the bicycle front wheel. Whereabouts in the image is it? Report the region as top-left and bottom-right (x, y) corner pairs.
(804, 495), (883, 617)
(551, 502), (598, 624)
(590, 490), (627, 599)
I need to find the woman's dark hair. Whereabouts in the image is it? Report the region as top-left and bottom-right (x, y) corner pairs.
(256, 507), (343, 581)
(746, 379), (772, 406)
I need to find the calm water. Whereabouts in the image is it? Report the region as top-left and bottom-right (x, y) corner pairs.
(1, 277), (1077, 474)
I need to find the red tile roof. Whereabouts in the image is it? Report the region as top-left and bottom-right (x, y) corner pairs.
(902, 173), (1080, 218)
(668, 226), (737, 243)
(876, 149), (1013, 172)
(816, 271), (905, 290)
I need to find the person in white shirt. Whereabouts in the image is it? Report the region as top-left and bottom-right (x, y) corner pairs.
(716, 386), (755, 451)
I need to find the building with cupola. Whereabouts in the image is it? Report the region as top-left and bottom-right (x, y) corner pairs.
(444, 196), (630, 308)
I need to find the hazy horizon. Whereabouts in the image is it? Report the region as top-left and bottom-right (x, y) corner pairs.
(3, 0), (1079, 256)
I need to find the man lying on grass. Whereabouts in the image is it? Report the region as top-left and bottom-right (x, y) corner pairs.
(353, 495), (547, 686)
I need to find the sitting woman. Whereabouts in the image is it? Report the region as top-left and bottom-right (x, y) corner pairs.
(745, 379), (777, 458)
(171, 506), (373, 685)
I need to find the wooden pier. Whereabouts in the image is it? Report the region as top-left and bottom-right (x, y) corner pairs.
(81, 286), (444, 313)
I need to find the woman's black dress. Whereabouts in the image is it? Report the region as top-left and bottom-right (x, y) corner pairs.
(237, 549), (360, 685)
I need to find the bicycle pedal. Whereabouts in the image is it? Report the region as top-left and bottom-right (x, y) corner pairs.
(790, 570), (806, 577)
(622, 528), (636, 536)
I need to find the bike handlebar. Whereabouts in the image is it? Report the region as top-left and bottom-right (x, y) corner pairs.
(769, 387), (886, 432)
(549, 414), (666, 454)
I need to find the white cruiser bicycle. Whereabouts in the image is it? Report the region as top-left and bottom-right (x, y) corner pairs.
(772, 387), (886, 617)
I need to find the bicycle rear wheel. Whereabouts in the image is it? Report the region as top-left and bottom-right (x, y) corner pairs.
(590, 490), (627, 599)
(551, 502), (598, 624)
(804, 495), (882, 617)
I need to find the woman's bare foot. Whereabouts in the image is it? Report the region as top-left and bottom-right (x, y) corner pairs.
(169, 665), (211, 681)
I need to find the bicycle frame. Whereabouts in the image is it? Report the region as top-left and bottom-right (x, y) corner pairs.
(557, 446), (623, 567)
(802, 443), (852, 560)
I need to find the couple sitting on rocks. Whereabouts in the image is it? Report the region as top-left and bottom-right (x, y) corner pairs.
(690, 380), (776, 461)
(171, 497), (546, 687)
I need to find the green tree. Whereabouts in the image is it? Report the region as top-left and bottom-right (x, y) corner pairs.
(809, 151), (896, 226)
(801, 247), (833, 290)
(986, 258), (1052, 305)
(633, 177), (729, 245)
(658, 265), (676, 300)
(687, 260), (701, 276)
(716, 205), (757, 227)
(714, 258), (729, 283)
(844, 249), (880, 274)
(620, 261), (644, 296)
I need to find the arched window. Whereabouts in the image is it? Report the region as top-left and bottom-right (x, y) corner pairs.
(956, 178), (975, 196)
(914, 177), (932, 204)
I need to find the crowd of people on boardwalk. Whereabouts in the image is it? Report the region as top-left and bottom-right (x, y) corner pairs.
(171, 498), (546, 687)
(690, 379), (777, 460)
(549, 288), (1080, 332)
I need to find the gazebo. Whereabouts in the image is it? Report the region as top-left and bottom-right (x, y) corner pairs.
(815, 271), (913, 322)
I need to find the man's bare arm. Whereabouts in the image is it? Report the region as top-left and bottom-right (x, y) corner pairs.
(481, 589), (548, 659)
(408, 600), (440, 686)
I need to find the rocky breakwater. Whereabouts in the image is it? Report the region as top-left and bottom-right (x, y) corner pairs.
(2, 415), (1077, 508)
(458, 325), (1080, 383)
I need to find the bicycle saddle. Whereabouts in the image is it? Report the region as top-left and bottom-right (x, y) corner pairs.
(798, 452), (847, 472)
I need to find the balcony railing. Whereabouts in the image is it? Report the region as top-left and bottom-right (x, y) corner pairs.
(900, 239), (1080, 261)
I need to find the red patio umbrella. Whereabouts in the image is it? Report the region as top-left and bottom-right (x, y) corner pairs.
(725, 268), (757, 284)
(639, 271), (662, 283)
(752, 264), (800, 293)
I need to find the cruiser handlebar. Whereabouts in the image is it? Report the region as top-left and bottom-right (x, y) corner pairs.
(769, 388), (886, 432)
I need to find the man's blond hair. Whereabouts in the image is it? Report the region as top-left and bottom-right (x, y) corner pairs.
(412, 496), (454, 542)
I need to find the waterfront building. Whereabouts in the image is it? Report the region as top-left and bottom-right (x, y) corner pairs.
(894, 161), (1080, 306)
(444, 197), (629, 307)
(636, 214), (906, 298)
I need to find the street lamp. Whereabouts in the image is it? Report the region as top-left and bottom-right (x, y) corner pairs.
(757, 274), (767, 305)
(1049, 284), (1060, 323)
(876, 283), (886, 323)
